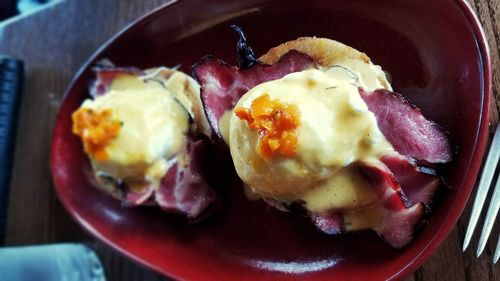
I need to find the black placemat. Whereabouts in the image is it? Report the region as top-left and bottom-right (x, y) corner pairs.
(0, 57), (23, 244)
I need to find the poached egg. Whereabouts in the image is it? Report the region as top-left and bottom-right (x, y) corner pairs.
(72, 69), (199, 192)
(223, 63), (394, 212)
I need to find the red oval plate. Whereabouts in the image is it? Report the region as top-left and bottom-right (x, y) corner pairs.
(51, 0), (492, 280)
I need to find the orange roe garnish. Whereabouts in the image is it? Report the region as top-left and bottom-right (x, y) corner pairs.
(72, 108), (122, 161)
(235, 94), (300, 160)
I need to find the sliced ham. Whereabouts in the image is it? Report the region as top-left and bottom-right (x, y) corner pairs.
(359, 88), (452, 164)
(90, 64), (143, 97)
(123, 186), (155, 207)
(356, 162), (407, 210)
(192, 50), (316, 137)
(381, 154), (442, 207)
(375, 203), (424, 249)
(111, 138), (215, 217)
(358, 162), (424, 248)
(310, 210), (344, 235)
(193, 35), (450, 246)
(155, 138), (216, 218)
(194, 51), (452, 165)
(310, 162), (424, 248)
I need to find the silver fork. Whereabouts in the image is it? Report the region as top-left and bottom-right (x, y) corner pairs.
(463, 123), (500, 263)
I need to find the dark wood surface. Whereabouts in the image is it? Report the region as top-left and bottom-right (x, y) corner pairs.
(0, 0), (498, 280)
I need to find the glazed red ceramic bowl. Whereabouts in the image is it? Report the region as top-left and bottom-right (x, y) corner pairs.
(51, 0), (492, 280)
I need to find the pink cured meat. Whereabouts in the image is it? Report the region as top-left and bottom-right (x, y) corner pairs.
(119, 138), (215, 218)
(192, 50), (316, 137)
(90, 66), (143, 97)
(357, 163), (424, 248)
(310, 210), (344, 235)
(193, 47), (449, 246)
(359, 88), (452, 164)
(376, 203), (425, 248)
(194, 50), (451, 165)
(310, 162), (424, 248)
(123, 187), (155, 207)
(155, 139), (216, 218)
(381, 154), (442, 207)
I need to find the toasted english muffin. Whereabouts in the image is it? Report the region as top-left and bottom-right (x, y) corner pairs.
(259, 37), (392, 90)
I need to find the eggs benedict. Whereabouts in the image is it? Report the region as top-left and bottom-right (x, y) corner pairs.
(229, 68), (394, 203)
(72, 65), (215, 218)
(193, 31), (451, 247)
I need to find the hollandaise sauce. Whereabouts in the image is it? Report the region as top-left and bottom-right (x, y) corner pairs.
(226, 68), (394, 214)
(72, 73), (191, 189)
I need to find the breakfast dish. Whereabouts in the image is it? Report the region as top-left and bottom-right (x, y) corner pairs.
(71, 62), (215, 218)
(193, 28), (452, 247)
(69, 25), (452, 247)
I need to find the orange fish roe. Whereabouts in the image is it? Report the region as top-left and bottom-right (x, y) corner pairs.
(235, 94), (300, 160)
(72, 108), (122, 161)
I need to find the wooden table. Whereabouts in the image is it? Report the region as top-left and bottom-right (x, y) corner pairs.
(0, 0), (498, 280)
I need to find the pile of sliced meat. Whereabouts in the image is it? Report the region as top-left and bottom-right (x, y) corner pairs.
(193, 46), (452, 247)
(192, 50), (316, 138)
(88, 66), (215, 218)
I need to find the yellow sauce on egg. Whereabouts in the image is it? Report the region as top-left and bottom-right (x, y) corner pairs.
(73, 72), (192, 190)
(300, 166), (378, 212)
(226, 67), (394, 212)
